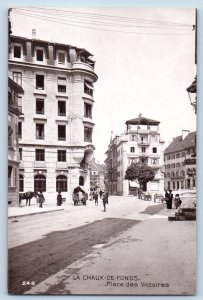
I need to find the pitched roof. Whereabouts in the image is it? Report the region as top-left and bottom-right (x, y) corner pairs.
(164, 131), (196, 154)
(125, 116), (160, 125)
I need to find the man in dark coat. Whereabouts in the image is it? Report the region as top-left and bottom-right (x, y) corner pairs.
(57, 191), (62, 206)
(38, 190), (45, 208)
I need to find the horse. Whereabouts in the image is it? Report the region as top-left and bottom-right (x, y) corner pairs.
(19, 191), (37, 206)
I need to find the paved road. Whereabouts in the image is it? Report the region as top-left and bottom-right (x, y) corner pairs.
(8, 196), (165, 294)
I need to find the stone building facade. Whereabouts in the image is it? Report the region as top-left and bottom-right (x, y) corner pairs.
(8, 33), (98, 203)
(164, 130), (196, 191)
(8, 77), (24, 205)
(105, 116), (165, 196)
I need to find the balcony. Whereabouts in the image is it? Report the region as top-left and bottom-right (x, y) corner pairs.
(137, 141), (150, 146)
(72, 61), (94, 73)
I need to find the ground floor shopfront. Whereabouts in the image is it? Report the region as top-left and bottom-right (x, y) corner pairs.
(17, 145), (93, 205)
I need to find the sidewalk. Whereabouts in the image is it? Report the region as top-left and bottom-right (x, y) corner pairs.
(8, 203), (67, 219)
(8, 191), (196, 219)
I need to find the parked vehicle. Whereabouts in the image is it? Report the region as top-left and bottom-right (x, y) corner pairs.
(72, 186), (88, 205)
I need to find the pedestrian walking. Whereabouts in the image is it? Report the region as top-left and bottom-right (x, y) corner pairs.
(102, 192), (108, 212)
(38, 190), (45, 208)
(57, 191), (62, 206)
(166, 190), (173, 209)
(174, 194), (182, 209)
(106, 191), (109, 204)
(99, 190), (103, 199)
(93, 192), (99, 205)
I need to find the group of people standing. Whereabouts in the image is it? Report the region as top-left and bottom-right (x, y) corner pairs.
(165, 190), (182, 209)
(92, 190), (109, 212)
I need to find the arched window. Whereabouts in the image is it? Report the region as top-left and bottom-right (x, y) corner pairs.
(167, 172), (170, 178)
(79, 176), (84, 186)
(176, 171), (179, 177)
(34, 174), (46, 192)
(56, 175), (67, 192)
(19, 174), (24, 192)
(171, 171), (175, 178)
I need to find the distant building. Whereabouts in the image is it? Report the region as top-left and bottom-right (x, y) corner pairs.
(8, 33), (98, 202)
(164, 130), (196, 190)
(89, 158), (105, 191)
(8, 77), (24, 205)
(105, 116), (165, 196)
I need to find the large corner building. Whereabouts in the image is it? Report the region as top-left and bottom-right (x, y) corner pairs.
(105, 116), (165, 196)
(8, 32), (98, 203)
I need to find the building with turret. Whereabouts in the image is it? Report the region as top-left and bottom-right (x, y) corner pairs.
(8, 32), (98, 202)
(105, 116), (165, 196)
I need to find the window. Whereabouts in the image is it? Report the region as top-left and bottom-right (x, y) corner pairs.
(84, 80), (93, 96)
(13, 72), (22, 86)
(19, 148), (22, 160)
(152, 147), (157, 153)
(167, 155), (170, 160)
(36, 99), (44, 114)
(18, 122), (22, 139)
(79, 176), (84, 186)
(58, 101), (66, 116)
(8, 126), (13, 148)
(57, 150), (66, 162)
(58, 77), (66, 93)
(36, 124), (44, 140)
(36, 74), (44, 90)
(58, 52), (65, 64)
(176, 153), (180, 158)
(36, 49), (43, 61)
(19, 174), (24, 192)
(56, 175), (67, 192)
(141, 147), (146, 153)
(130, 147), (135, 153)
(58, 125), (66, 141)
(34, 175), (46, 192)
(176, 163), (180, 168)
(172, 181), (176, 190)
(131, 135), (136, 141)
(14, 45), (21, 58)
(181, 152), (185, 157)
(84, 127), (92, 142)
(8, 166), (12, 187)
(84, 103), (92, 118)
(35, 149), (45, 161)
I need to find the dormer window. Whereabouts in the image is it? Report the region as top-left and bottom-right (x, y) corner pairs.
(14, 45), (21, 58)
(37, 49), (44, 62)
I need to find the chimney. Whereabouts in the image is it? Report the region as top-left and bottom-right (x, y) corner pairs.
(182, 130), (190, 140)
(32, 29), (36, 39)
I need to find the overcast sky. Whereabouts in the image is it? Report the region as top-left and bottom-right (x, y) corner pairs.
(10, 7), (196, 163)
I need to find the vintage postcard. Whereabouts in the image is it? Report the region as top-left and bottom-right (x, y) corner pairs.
(8, 7), (197, 295)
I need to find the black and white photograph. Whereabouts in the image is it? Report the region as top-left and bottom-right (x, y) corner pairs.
(7, 6), (197, 295)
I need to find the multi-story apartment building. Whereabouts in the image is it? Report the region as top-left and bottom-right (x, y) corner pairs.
(105, 116), (165, 196)
(89, 158), (105, 192)
(8, 77), (24, 205)
(164, 130), (196, 191)
(8, 32), (98, 203)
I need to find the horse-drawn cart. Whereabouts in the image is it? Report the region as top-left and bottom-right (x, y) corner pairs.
(72, 186), (88, 206)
